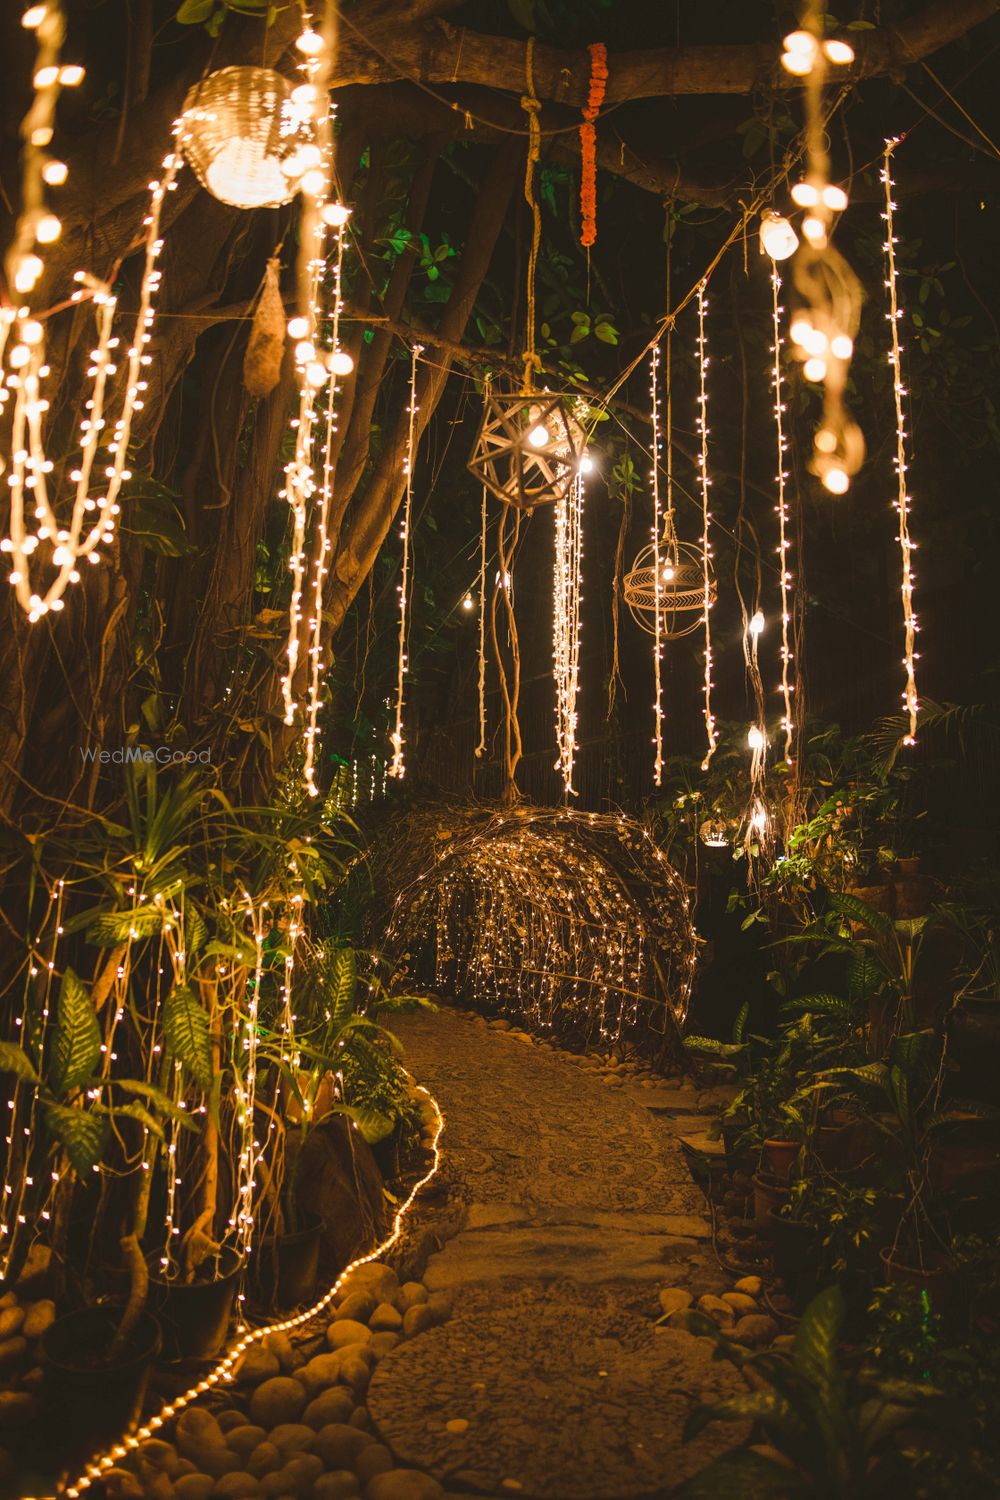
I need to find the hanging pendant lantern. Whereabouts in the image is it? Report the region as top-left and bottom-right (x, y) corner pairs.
(623, 529), (716, 639)
(178, 67), (315, 210)
(468, 389), (585, 511)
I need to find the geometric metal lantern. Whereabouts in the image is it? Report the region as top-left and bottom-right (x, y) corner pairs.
(178, 67), (314, 210)
(623, 535), (716, 639)
(468, 389), (585, 510)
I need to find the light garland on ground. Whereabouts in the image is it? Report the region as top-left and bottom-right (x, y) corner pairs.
(781, 4), (865, 496)
(388, 344), (422, 779)
(769, 268), (796, 765)
(552, 469), (585, 796)
(881, 138), (920, 745)
(649, 344), (665, 786)
(1, 3), (179, 620)
(48, 1084), (444, 1500)
(695, 281), (718, 769)
(303, 214), (350, 796)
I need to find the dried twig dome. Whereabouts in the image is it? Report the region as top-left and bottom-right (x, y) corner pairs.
(371, 806), (696, 1048)
(468, 390), (585, 510)
(178, 67), (313, 210)
(622, 538), (716, 639)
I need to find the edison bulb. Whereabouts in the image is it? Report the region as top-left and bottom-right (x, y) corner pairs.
(803, 357), (827, 382)
(287, 316), (309, 340)
(527, 424), (549, 448)
(36, 214), (61, 244)
(830, 334), (853, 360)
(823, 39), (855, 65)
(322, 203), (351, 227)
(296, 28), (324, 55)
(579, 453), (595, 474)
(461, 592), (475, 611)
(747, 725), (766, 751)
(822, 466), (850, 495)
(791, 182), (819, 208)
(749, 610), (765, 638)
(327, 349), (354, 376)
(42, 160), (67, 186)
(823, 184), (848, 212)
(759, 210), (798, 261)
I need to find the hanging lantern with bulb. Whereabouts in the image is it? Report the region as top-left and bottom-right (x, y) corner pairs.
(178, 67), (317, 209)
(759, 210), (798, 262)
(623, 518), (717, 640)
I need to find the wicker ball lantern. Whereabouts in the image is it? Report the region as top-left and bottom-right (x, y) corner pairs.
(468, 389), (586, 511)
(178, 67), (314, 210)
(622, 535), (716, 639)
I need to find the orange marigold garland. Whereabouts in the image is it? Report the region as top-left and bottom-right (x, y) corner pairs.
(579, 42), (608, 248)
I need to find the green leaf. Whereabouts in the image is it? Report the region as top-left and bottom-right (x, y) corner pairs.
(86, 906), (164, 946)
(162, 986), (213, 1091)
(674, 1448), (807, 1499)
(114, 1077), (195, 1127)
(107, 1100), (166, 1139)
(185, 905), (209, 960)
(43, 1102), (108, 1177)
(50, 968), (102, 1096)
(328, 946), (357, 1030)
(684, 1390), (797, 1442)
(594, 322), (618, 345)
(0, 1042), (39, 1084)
(175, 0), (215, 23)
(793, 1284), (845, 1397)
(329, 1101), (395, 1144)
(779, 993), (855, 1018)
(829, 892), (892, 935)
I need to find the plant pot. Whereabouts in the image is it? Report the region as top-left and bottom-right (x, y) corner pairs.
(41, 1303), (161, 1465)
(252, 1211), (323, 1310)
(147, 1245), (243, 1360)
(879, 1245), (952, 1304)
(764, 1138), (800, 1182)
(752, 1171), (790, 1229)
(896, 856), (922, 878)
(767, 1209), (814, 1279)
(847, 883), (893, 924)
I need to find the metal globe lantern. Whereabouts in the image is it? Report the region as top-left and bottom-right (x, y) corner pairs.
(468, 389), (585, 511)
(622, 534), (716, 639)
(178, 67), (315, 210)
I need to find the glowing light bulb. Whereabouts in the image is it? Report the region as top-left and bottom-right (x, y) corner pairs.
(662, 564), (675, 582)
(791, 181), (820, 208)
(33, 65), (58, 88)
(58, 64), (84, 86)
(327, 349), (354, 376)
(578, 453), (595, 474)
(35, 213), (61, 243)
(782, 30), (819, 74)
(823, 39), (855, 65)
(22, 6), (48, 28)
(287, 316), (309, 340)
(815, 427), (837, 454)
(823, 465), (849, 495)
(802, 215), (826, 244)
(14, 254), (43, 293)
(747, 725), (766, 751)
(803, 357), (827, 382)
(749, 610), (765, 637)
(322, 203), (351, 227)
(789, 317), (812, 347)
(298, 168), (326, 197)
(296, 28), (324, 55)
(8, 345), (30, 369)
(759, 210), (798, 261)
(528, 424), (549, 448)
(823, 184), (848, 212)
(20, 320), (43, 345)
(831, 333), (853, 360)
(294, 339), (315, 363)
(305, 361), (328, 388)
(461, 592), (475, 611)
(42, 159), (67, 185)
(290, 84), (319, 109)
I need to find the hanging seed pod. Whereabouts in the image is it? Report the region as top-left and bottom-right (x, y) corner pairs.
(243, 257), (285, 397)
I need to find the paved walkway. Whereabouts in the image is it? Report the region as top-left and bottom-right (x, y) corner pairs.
(366, 1008), (746, 1499)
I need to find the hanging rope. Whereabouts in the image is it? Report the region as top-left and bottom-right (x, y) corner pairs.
(579, 42), (608, 248)
(520, 36), (543, 392)
(474, 482), (488, 759)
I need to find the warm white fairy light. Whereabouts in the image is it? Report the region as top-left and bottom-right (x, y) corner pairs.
(303, 214), (350, 796)
(388, 345), (422, 779)
(280, 25), (339, 728)
(649, 344), (665, 786)
(781, 2), (864, 495)
(1, 3), (178, 619)
(881, 138), (920, 745)
(474, 484), (488, 760)
(696, 280), (718, 769)
(769, 267), (796, 765)
(553, 468), (585, 795)
(48, 1084), (444, 1500)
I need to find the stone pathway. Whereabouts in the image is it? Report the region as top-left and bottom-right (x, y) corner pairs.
(365, 1008), (749, 1499)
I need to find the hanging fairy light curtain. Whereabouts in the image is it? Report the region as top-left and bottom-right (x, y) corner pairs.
(0, 2), (178, 622)
(695, 280), (719, 768)
(552, 469), (585, 795)
(474, 483), (489, 760)
(467, 39), (586, 512)
(780, 5), (864, 496)
(767, 265), (797, 766)
(881, 138), (920, 745)
(388, 345), (423, 779)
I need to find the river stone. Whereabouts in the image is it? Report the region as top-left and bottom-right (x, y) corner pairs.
(303, 1388), (355, 1428)
(733, 1275), (763, 1297)
(338, 1261), (399, 1306)
(20, 1299), (54, 1339)
(177, 1409), (228, 1456)
(370, 1302), (403, 1332)
(175, 1477), (214, 1500)
(226, 1427), (267, 1459)
(266, 1423), (315, 1455)
(333, 1293), (376, 1325)
(398, 1282), (428, 1311)
(326, 1319), (372, 1350)
(101, 1470), (145, 1499)
(310, 1422), (372, 1468)
(657, 1288), (693, 1317)
(370, 1332), (400, 1358)
(355, 1442), (394, 1480)
(401, 1304), (435, 1339)
(0, 1307), (24, 1341)
(733, 1314), (780, 1345)
(721, 1292), (758, 1315)
(217, 1411), (249, 1433)
(366, 1300), (749, 1499)
(278, 1453), (323, 1488)
(262, 1332), (297, 1371)
(366, 1473), (445, 1500)
(211, 1474), (261, 1499)
(249, 1378), (307, 1427)
(312, 1474), (360, 1500)
(236, 1346), (281, 1384)
(338, 1354), (371, 1394)
(696, 1295), (735, 1327)
(0, 1338), (27, 1370)
(247, 1443), (282, 1478)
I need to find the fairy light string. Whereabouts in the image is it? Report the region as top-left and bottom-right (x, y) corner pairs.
(881, 137), (920, 744)
(49, 1086), (444, 1500)
(695, 280), (718, 769)
(553, 469), (585, 796)
(770, 267), (796, 765)
(649, 344), (665, 786)
(474, 483), (488, 760)
(389, 344), (423, 779)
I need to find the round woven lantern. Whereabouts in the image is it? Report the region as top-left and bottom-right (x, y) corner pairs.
(468, 389), (585, 510)
(623, 537), (716, 639)
(178, 67), (314, 210)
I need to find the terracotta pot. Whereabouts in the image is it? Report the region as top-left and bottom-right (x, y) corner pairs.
(753, 1170), (791, 1228)
(767, 1209), (814, 1278)
(897, 856), (922, 878)
(879, 1245), (952, 1304)
(764, 1138), (800, 1182)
